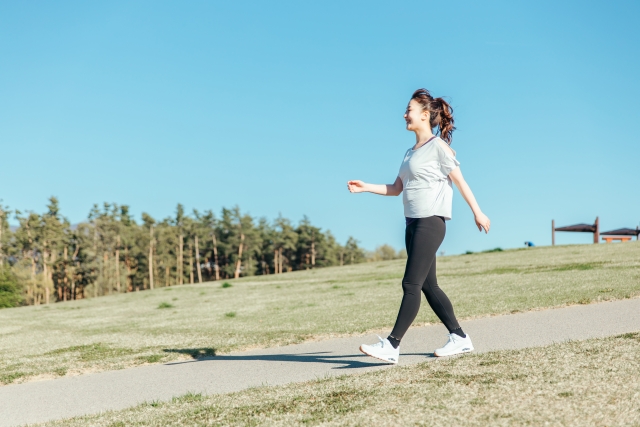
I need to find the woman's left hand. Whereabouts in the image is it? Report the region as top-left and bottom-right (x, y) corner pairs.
(475, 212), (491, 233)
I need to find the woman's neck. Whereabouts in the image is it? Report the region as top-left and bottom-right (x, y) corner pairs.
(413, 129), (435, 149)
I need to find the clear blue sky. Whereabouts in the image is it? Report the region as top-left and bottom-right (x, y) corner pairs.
(1, 1), (639, 254)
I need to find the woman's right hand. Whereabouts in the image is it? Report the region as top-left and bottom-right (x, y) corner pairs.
(347, 180), (367, 193)
(474, 212), (491, 233)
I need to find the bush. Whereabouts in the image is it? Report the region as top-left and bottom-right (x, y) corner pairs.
(367, 244), (406, 262)
(0, 266), (23, 308)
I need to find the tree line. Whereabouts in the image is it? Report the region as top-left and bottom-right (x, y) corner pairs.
(0, 198), (404, 307)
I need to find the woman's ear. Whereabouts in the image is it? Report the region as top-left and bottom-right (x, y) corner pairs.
(421, 110), (429, 121)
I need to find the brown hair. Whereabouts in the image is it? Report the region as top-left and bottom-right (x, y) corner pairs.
(411, 88), (456, 144)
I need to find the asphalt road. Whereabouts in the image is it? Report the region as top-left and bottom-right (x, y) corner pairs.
(1, 298), (639, 427)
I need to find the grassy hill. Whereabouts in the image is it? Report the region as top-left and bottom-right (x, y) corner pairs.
(1, 242), (639, 385)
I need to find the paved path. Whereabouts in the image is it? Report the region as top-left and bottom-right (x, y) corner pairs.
(2, 298), (639, 427)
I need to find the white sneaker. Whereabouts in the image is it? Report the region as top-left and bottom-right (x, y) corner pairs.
(359, 336), (399, 364)
(434, 333), (474, 357)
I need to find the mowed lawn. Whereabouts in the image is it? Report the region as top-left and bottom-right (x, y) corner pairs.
(37, 333), (640, 427)
(1, 242), (639, 385)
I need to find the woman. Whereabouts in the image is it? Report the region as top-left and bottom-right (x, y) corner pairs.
(347, 88), (490, 364)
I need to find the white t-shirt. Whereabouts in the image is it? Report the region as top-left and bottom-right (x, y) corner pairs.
(398, 137), (460, 220)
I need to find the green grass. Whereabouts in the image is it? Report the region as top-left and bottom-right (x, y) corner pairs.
(45, 343), (137, 362)
(137, 354), (165, 364)
(0, 242), (639, 385)
(37, 333), (640, 426)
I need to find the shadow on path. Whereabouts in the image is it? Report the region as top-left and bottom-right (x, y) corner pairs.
(163, 348), (434, 370)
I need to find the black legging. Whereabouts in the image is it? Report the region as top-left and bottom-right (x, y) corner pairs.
(390, 215), (461, 340)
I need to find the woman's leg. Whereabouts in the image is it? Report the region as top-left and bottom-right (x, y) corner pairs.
(425, 246), (473, 356)
(389, 216), (445, 341)
(421, 253), (462, 334)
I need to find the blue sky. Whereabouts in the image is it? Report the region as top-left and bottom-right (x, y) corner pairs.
(1, 1), (639, 254)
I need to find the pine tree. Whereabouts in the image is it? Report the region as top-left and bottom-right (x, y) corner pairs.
(142, 213), (156, 290)
(0, 202), (11, 268)
(2, 199), (370, 306)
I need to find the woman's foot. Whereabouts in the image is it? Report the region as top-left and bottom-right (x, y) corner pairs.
(359, 336), (399, 364)
(434, 333), (474, 357)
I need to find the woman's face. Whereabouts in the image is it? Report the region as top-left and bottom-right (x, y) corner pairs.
(404, 99), (429, 132)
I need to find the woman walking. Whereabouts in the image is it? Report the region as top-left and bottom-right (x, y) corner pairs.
(347, 89), (490, 364)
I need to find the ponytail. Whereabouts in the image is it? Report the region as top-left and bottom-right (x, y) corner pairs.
(433, 98), (455, 144)
(410, 89), (456, 144)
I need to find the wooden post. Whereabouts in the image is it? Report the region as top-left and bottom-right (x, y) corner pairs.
(594, 217), (600, 244)
(552, 220), (555, 246)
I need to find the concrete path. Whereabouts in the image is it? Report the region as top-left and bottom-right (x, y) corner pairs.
(2, 298), (639, 427)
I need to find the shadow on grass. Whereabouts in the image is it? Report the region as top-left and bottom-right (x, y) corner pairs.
(162, 348), (433, 370)
(164, 348), (217, 358)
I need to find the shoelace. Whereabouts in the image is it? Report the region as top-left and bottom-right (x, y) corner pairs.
(444, 334), (458, 347)
(371, 335), (386, 348)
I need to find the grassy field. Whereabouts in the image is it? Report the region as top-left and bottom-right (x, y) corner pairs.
(38, 332), (640, 427)
(1, 242), (639, 386)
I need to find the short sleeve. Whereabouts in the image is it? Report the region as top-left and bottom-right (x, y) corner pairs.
(437, 141), (460, 176)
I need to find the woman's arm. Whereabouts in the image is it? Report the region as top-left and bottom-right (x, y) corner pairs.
(347, 176), (403, 196)
(449, 168), (491, 233)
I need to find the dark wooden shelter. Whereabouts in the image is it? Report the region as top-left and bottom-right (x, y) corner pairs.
(601, 227), (640, 240)
(552, 217), (599, 245)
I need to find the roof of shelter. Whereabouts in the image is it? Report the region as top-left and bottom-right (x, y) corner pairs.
(601, 228), (640, 236)
(554, 223), (596, 232)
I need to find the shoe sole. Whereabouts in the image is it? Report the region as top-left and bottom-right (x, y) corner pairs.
(359, 345), (398, 364)
(434, 347), (474, 357)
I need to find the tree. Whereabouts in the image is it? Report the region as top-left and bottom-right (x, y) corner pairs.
(0, 266), (23, 308)
(273, 215), (298, 274)
(295, 216), (320, 270)
(368, 244), (403, 261)
(218, 206), (260, 279)
(315, 230), (341, 268)
(195, 209), (220, 281)
(13, 211), (43, 304)
(64, 223), (94, 300)
(255, 217), (274, 275)
(118, 206), (144, 292)
(0, 202), (11, 267)
(343, 237), (366, 265)
(173, 204), (186, 285)
(41, 197), (72, 302)
(182, 216), (197, 284)
(142, 213), (156, 290)
(3, 198), (372, 305)
(88, 203), (122, 296)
